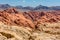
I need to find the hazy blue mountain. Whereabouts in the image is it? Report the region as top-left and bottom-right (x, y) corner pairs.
(0, 4), (60, 10)
(0, 4), (11, 9)
(23, 6), (34, 10)
(34, 5), (50, 10)
(50, 6), (60, 10)
(15, 6), (23, 9)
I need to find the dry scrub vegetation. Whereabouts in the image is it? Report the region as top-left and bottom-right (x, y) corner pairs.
(0, 22), (60, 40)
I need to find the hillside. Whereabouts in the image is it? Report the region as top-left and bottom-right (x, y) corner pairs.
(0, 8), (60, 40)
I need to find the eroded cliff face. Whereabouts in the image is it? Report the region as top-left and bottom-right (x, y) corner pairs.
(0, 8), (60, 40)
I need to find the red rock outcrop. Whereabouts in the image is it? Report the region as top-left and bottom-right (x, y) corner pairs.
(0, 8), (35, 28)
(23, 11), (60, 24)
(0, 8), (60, 28)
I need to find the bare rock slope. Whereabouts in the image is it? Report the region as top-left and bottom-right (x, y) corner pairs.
(0, 8), (60, 40)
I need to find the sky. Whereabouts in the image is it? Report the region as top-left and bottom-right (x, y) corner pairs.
(0, 0), (60, 7)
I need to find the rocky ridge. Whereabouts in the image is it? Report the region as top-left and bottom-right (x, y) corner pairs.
(0, 8), (60, 28)
(0, 8), (60, 40)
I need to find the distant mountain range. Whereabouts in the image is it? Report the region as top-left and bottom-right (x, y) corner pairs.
(0, 4), (60, 10)
(0, 4), (11, 9)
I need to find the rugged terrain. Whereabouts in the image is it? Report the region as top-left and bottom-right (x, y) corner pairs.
(0, 8), (60, 40)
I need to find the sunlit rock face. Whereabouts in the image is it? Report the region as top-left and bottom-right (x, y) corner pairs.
(23, 10), (60, 25)
(0, 22), (60, 40)
(0, 8), (60, 40)
(0, 8), (60, 28)
(0, 8), (35, 28)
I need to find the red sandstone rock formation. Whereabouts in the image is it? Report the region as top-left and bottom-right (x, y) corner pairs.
(23, 11), (60, 24)
(0, 8), (60, 28)
(0, 8), (35, 28)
